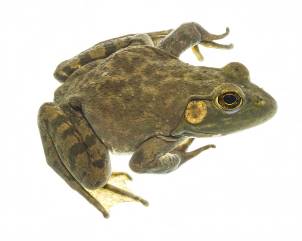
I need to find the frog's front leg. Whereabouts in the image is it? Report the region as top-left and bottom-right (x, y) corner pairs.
(158, 22), (233, 60)
(38, 103), (147, 218)
(129, 136), (215, 174)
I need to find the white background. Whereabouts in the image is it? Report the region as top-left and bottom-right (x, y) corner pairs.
(0, 0), (301, 240)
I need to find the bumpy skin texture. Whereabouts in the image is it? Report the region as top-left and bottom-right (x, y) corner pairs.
(38, 22), (277, 217)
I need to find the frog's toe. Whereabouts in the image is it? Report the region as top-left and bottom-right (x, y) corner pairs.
(202, 26), (230, 41)
(172, 142), (216, 166)
(192, 45), (204, 61)
(111, 172), (133, 181)
(105, 183), (149, 207)
(180, 144), (216, 163)
(214, 27), (230, 40)
(201, 41), (234, 49)
(173, 138), (195, 152)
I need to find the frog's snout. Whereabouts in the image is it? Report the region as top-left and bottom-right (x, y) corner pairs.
(252, 91), (277, 122)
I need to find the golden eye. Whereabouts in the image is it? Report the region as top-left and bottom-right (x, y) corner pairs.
(216, 92), (242, 111)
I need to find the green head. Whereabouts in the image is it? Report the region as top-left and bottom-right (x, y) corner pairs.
(173, 62), (277, 137)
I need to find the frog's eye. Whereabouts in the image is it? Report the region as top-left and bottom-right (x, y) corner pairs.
(216, 91), (242, 111)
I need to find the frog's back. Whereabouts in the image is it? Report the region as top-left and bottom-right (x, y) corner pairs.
(55, 46), (222, 152)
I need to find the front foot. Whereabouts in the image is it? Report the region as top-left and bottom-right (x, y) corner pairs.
(191, 25), (233, 61)
(171, 138), (216, 166)
(130, 136), (215, 174)
(86, 172), (148, 218)
(158, 22), (233, 60)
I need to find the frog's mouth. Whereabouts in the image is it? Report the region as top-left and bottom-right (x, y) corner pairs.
(187, 132), (222, 138)
(174, 129), (222, 138)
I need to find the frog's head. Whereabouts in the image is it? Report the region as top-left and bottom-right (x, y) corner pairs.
(173, 62), (277, 137)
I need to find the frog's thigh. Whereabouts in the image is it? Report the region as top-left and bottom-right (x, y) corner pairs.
(39, 121), (109, 215)
(38, 103), (111, 190)
(129, 136), (183, 174)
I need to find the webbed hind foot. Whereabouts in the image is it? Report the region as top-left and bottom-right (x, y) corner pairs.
(86, 172), (148, 218)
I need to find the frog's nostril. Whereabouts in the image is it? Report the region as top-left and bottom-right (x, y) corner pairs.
(255, 96), (265, 106)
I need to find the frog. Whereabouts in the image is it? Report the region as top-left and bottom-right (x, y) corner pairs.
(38, 22), (277, 218)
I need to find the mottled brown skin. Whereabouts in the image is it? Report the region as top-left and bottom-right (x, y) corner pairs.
(38, 22), (277, 217)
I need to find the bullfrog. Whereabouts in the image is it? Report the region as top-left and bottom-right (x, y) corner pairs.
(38, 22), (277, 218)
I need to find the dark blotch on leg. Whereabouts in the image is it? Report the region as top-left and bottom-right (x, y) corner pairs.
(61, 127), (75, 139)
(92, 159), (105, 169)
(68, 143), (87, 170)
(69, 143), (87, 156)
(62, 65), (74, 75)
(79, 53), (93, 65)
(85, 135), (96, 147)
(51, 115), (66, 129)
(104, 41), (117, 56)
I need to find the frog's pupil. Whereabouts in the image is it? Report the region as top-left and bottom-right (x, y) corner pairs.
(216, 91), (242, 111)
(223, 94), (237, 105)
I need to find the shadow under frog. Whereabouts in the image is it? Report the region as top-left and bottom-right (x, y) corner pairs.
(38, 22), (277, 218)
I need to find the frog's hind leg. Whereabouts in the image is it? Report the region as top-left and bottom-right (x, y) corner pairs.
(158, 22), (233, 60)
(38, 103), (147, 217)
(38, 102), (112, 217)
(54, 29), (171, 82)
